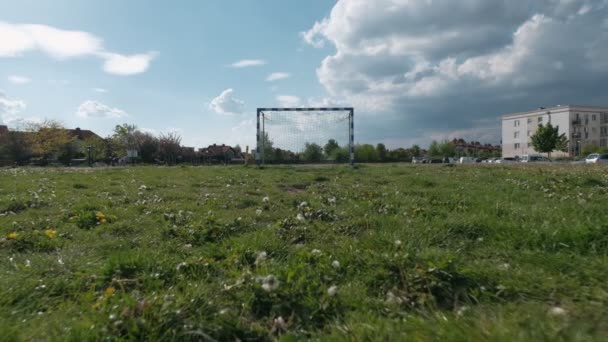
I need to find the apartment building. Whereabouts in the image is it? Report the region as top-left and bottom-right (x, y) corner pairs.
(502, 105), (608, 158)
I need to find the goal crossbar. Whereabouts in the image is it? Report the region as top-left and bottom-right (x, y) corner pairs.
(256, 107), (355, 165)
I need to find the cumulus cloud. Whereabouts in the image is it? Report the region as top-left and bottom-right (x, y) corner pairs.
(7, 75), (30, 84)
(209, 88), (245, 115)
(230, 59), (266, 68)
(76, 100), (128, 118)
(0, 21), (156, 75)
(302, 0), (608, 144)
(266, 72), (290, 81)
(0, 91), (27, 125)
(100, 52), (158, 75)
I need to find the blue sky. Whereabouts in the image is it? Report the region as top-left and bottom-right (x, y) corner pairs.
(2, 0), (608, 149)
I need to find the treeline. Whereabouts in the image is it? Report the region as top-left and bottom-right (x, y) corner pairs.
(0, 122), (190, 166)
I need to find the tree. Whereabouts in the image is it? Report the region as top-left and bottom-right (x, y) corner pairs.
(26, 120), (74, 162)
(302, 143), (323, 162)
(355, 144), (379, 162)
(428, 141), (441, 157)
(0, 131), (31, 165)
(411, 145), (422, 157)
(376, 143), (387, 161)
(234, 144), (242, 154)
(332, 147), (350, 162)
(438, 140), (456, 157)
(260, 132), (274, 161)
(82, 136), (107, 162)
(324, 139), (340, 158)
(135, 132), (159, 163)
(530, 123), (567, 159)
(112, 123), (138, 156)
(158, 132), (182, 165)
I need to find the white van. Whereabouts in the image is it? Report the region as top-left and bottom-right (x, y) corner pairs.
(459, 157), (477, 164)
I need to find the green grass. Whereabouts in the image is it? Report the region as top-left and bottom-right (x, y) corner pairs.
(1, 164), (607, 341)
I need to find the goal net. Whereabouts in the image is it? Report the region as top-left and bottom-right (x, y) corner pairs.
(256, 107), (354, 165)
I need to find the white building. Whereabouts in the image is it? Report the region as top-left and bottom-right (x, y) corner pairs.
(502, 105), (608, 158)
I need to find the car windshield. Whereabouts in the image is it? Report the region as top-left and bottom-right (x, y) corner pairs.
(588, 154), (599, 159)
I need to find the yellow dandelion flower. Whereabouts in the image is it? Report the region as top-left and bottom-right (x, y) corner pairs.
(44, 229), (58, 239)
(104, 286), (116, 296)
(7, 232), (18, 239)
(96, 211), (106, 219)
(100, 218), (107, 224)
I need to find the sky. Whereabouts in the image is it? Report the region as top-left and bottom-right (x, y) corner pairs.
(1, 0), (608, 150)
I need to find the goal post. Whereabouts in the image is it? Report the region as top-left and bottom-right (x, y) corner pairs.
(256, 107), (354, 166)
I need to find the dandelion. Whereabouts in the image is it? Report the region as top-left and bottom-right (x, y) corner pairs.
(331, 260), (340, 269)
(327, 285), (338, 296)
(139, 185), (147, 190)
(296, 213), (305, 221)
(44, 229), (57, 239)
(255, 251), (267, 265)
(25, 259), (31, 267)
(328, 197), (336, 204)
(100, 218), (107, 224)
(104, 287), (116, 297)
(262, 196), (270, 203)
(262, 275), (279, 292)
(549, 306), (567, 316)
(176, 262), (187, 271)
(183, 243), (192, 249)
(311, 249), (322, 255)
(394, 240), (402, 248)
(7, 232), (18, 239)
(272, 316), (287, 332)
(298, 201), (308, 209)
(255, 209), (262, 216)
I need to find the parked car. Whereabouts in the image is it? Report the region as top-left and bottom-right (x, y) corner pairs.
(585, 153), (608, 164)
(459, 157), (477, 164)
(520, 155), (551, 163)
(494, 157), (517, 164)
(412, 157), (424, 164)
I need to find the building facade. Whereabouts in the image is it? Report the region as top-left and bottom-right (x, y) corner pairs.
(502, 105), (608, 158)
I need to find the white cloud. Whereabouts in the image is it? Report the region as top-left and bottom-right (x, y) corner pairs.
(101, 52), (158, 76)
(7, 75), (30, 84)
(76, 100), (128, 118)
(266, 72), (290, 81)
(230, 59), (266, 68)
(209, 88), (245, 115)
(0, 91), (27, 125)
(93, 88), (107, 93)
(0, 21), (156, 75)
(301, 0), (608, 142)
(276, 95), (301, 107)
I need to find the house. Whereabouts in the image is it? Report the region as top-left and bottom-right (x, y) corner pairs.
(199, 144), (243, 164)
(451, 138), (501, 157)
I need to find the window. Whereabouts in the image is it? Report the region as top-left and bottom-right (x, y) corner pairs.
(527, 130), (531, 136)
(514, 143), (521, 149)
(528, 142), (532, 147)
(592, 114), (597, 121)
(527, 118), (532, 124)
(538, 116), (543, 123)
(514, 120), (520, 127)
(514, 131), (520, 138)
(601, 139), (607, 148)
(585, 132), (589, 139)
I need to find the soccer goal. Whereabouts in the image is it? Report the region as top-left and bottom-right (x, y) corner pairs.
(256, 107), (354, 165)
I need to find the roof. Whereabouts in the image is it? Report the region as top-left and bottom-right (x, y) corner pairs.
(502, 105), (608, 119)
(200, 144), (237, 156)
(66, 128), (102, 140)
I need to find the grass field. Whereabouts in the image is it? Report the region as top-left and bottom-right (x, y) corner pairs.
(1, 164), (607, 341)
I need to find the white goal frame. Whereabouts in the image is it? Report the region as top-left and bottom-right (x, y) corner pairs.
(256, 107), (354, 166)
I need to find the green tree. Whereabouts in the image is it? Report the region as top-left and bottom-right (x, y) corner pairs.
(0, 131), (31, 165)
(355, 144), (379, 162)
(331, 147), (350, 163)
(158, 132), (182, 165)
(82, 136), (107, 162)
(428, 141), (441, 157)
(376, 143), (387, 161)
(112, 123), (138, 156)
(438, 140), (456, 157)
(27, 120), (75, 161)
(324, 139), (340, 158)
(531, 123), (567, 159)
(410, 145), (422, 157)
(302, 143), (323, 162)
(135, 132), (159, 163)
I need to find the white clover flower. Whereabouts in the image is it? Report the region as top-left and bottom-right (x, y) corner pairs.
(262, 196), (270, 203)
(255, 209), (262, 216)
(327, 285), (338, 296)
(255, 251), (267, 265)
(262, 275), (279, 292)
(273, 316), (287, 331)
(296, 213), (305, 221)
(25, 259), (31, 267)
(184, 244), (192, 249)
(176, 262), (187, 271)
(298, 201), (308, 209)
(311, 249), (322, 255)
(331, 260), (340, 269)
(139, 185), (147, 190)
(394, 240), (402, 248)
(549, 306), (567, 316)
(328, 197), (336, 204)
